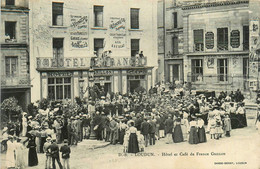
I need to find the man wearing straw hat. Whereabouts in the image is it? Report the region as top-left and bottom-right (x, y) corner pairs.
(43, 136), (52, 169)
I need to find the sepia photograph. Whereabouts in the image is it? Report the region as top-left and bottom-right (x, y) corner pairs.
(1, 0), (260, 168)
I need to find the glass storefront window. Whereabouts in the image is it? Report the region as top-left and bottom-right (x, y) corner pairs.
(48, 77), (71, 100)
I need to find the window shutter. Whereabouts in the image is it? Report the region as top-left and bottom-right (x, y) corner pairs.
(194, 30), (203, 44)
(131, 9), (139, 29)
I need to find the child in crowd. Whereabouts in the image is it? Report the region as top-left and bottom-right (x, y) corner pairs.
(224, 114), (231, 137)
(207, 113), (216, 139)
(215, 117), (223, 140)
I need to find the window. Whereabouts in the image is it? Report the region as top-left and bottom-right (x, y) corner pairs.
(48, 77), (71, 100)
(94, 6), (103, 27)
(243, 58), (249, 78)
(243, 26), (249, 51)
(191, 59), (203, 82)
(194, 29), (204, 51)
(52, 2), (63, 26)
(6, 0), (14, 6)
(173, 12), (177, 28)
(5, 57), (18, 77)
(94, 38), (104, 57)
(130, 8), (139, 29)
(53, 38), (64, 62)
(172, 36), (178, 55)
(218, 59), (228, 82)
(217, 28), (228, 50)
(131, 39), (140, 57)
(5, 22), (16, 40)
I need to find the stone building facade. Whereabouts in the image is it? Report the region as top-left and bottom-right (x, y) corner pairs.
(182, 0), (250, 92)
(29, 0), (158, 102)
(1, 0), (30, 110)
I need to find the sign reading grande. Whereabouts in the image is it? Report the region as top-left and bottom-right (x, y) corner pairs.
(36, 57), (147, 69)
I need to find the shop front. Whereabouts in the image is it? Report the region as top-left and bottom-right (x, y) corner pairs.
(36, 56), (153, 101)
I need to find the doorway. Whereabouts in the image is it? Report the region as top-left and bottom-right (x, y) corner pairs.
(129, 80), (140, 93)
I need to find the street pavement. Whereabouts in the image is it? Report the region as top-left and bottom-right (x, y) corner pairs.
(1, 109), (260, 169)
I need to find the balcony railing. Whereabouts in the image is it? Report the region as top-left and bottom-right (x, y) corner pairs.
(1, 75), (30, 87)
(187, 74), (249, 84)
(217, 43), (228, 51)
(36, 56), (147, 69)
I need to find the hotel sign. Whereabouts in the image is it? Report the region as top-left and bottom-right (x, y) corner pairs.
(36, 57), (147, 69)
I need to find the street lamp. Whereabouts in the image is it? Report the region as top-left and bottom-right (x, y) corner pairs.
(100, 76), (105, 87)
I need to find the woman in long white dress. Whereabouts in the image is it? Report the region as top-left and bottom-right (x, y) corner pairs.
(6, 136), (16, 168)
(15, 138), (26, 169)
(22, 113), (28, 137)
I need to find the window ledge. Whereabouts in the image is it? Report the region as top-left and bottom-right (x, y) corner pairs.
(49, 26), (67, 28)
(91, 27), (107, 30)
(129, 29), (143, 31)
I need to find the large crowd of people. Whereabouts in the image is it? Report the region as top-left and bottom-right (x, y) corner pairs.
(1, 81), (255, 168)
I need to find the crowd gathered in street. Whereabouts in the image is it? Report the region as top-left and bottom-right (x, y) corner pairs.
(2, 81), (257, 169)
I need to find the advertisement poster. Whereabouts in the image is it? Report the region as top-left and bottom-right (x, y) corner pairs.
(109, 17), (126, 49)
(70, 15), (89, 49)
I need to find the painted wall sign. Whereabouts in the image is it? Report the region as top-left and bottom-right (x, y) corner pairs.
(94, 70), (113, 75)
(47, 71), (73, 77)
(109, 17), (126, 49)
(127, 69), (147, 75)
(70, 15), (89, 49)
(230, 30), (240, 48)
(205, 32), (214, 49)
(36, 57), (147, 68)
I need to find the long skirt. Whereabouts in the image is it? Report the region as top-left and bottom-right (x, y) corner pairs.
(237, 114), (247, 128)
(230, 114), (239, 129)
(128, 133), (139, 153)
(28, 148), (38, 166)
(173, 125), (184, 143)
(202, 114), (208, 125)
(189, 127), (199, 144)
(198, 127), (207, 143)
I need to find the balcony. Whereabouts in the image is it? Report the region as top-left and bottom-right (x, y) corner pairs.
(1, 75), (30, 88)
(217, 43), (228, 51)
(36, 56), (148, 69)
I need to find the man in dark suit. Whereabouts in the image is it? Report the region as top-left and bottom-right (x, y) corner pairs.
(47, 139), (63, 169)
(165, 115), (173, 144)
(141, 118), (150, 147)
(149, 119), (157, 145)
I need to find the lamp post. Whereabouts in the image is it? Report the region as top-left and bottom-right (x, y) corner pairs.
(99, 76), (105, 96)
(79, 79), (86, 99)
(88, 68), (97, 140)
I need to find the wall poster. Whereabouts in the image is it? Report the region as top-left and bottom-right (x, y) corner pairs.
(70, 15), (89, 49)
(109, 17), (126, 49)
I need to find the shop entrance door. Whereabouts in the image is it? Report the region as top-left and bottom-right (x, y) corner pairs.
(129, 80), (140, 93)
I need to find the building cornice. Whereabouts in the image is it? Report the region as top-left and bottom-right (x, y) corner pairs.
(186, 51), (249, 56)
(1, 7), (29, 13)
(1, 43), (28, 48)
(182, 0), (248, 10)
(36, 66), (154, 72)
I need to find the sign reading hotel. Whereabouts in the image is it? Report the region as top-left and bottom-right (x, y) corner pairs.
(36, 57), (147, 68)
(109, 17), (126, 49)
(70, 15), (89, 49)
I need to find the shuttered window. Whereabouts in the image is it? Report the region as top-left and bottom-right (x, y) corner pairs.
(131, 39), (140, 56)
(52, 2), (63, 26)
(94, 6), (103, 27)
(131, 8), (139, 29)
(194, 29), (204, 51)
(217, 28), (228, 50)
